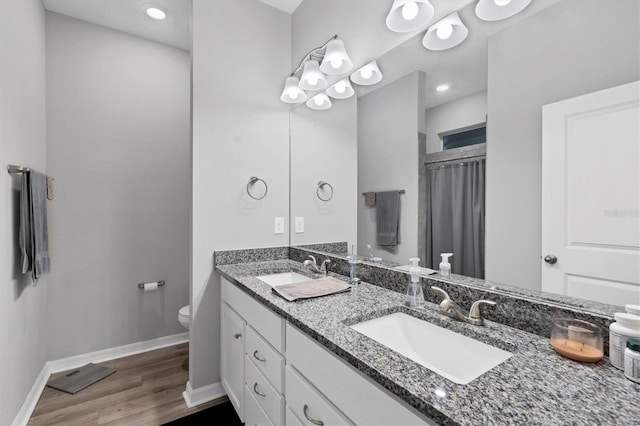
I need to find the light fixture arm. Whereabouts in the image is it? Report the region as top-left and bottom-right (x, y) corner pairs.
(290, 34), (338, 77)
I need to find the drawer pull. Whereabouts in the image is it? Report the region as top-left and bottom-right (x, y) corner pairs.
(303, 404), (324, 426)
(253, 382), (266, 397)
(253, 350), (267, 362)
(234, 333), (242, 339)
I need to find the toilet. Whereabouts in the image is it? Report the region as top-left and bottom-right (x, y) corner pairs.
(178, 305), (190, 330)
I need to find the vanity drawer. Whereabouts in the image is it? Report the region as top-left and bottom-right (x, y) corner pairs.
(286, 323), (434, 425)
(245, 354), (283, 425)
(246, 325), (284, 392)
(245, 385), (274, 426)
(222, 278), (284, 351)
(285, 405), (304, 426)
(285, 365), (353, 426)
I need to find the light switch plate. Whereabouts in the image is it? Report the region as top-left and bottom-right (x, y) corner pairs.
(274, 217), (285, 234)
(295, 217), (304, 233)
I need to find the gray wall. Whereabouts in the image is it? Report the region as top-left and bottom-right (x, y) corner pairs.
(45, 12), (191, 359)
(425, 91), (487, 154)
(485, 0), (640, 290)
(290, 97), (358, 248)
(357, 72), (424, 264)
(191, 0), (291, 389)
(0, 0), (48, 423)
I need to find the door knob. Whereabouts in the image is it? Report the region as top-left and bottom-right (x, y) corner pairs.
(544, 255), (558, 264)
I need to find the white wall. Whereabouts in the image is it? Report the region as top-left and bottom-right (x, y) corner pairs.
(357, 72), (424, 264)
(191, 0), (291, 389)
(290, 98), (357, 248)
(425, 91), (487, 154)
(0, 0), (48, 423)
(45, 12), (191, 359)
(485, 0), (640, 290)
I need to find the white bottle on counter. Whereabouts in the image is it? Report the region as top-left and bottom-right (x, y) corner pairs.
(439, 253), (453, 277)
(609, 304), (640, 370)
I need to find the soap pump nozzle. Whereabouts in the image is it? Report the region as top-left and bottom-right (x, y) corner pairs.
(405, 257), (425, 309)
(439, 253), (453, 277)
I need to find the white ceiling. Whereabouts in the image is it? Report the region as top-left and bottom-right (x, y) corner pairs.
(257, 0), (304, 14)
(42, 0), (192, 51)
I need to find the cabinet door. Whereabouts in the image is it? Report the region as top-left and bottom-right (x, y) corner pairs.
(221, 302), (246, 422)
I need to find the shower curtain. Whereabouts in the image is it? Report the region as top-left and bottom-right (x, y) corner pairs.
(425, 159), (485, 278)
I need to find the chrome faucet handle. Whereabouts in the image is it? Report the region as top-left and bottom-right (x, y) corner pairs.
(308, 255), (317, 265)
(320, 259), (331, 275)
(469, 300), (496, 323)
(431, 286), (452, 301)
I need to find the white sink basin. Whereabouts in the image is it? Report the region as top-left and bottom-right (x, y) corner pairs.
(350, 312), (512, 384)
(256, 272), (312, 287)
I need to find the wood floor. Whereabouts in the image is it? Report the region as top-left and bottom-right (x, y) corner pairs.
(28, 343), (225, 426)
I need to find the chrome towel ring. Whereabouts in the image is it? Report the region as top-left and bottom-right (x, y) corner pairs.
(247, 176), (268, 200)
(316, 181), (333, 201)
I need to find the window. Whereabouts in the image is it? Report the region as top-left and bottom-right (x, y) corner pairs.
(441, 124), (486, 151)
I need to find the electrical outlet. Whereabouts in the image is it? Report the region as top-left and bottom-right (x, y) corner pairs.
(274, 217), (285, 234)
(295, 217), (304, 233)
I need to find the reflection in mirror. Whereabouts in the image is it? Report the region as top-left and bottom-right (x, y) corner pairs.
(289, 0), (640, 308)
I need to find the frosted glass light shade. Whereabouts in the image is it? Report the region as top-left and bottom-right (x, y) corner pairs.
(320, 39), (353, 75)
(386, 0), (435, 33)
(306, 93), (332, 110)
(475, 0), (531, 21)
(422, 12), (468, 51)
(280, 76), (308, 103)
(326, 78), (355, 99)
(299, 60), (328, 91)
(350, 60), (383, 86)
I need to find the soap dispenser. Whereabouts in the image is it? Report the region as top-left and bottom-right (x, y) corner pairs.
(404, 257), (425, 309)
(439, 253), (453, 277)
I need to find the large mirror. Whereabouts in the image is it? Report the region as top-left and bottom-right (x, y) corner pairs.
(290, 0), (640, 308)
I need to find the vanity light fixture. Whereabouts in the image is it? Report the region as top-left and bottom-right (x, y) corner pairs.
(280, 76), (308, 104)
(299, 60), (329, 91)
(475, 0), (531, 21)
(386, 0), (435, 33)
(326, 78), (355, 99)
(145, 7), (166, 20)
(306, 93), (333, 110)
(436, 84), (450, 92)
(422, 12), (468, 51)
(350, 60), (383, 86)
(320, 39), (353, 75)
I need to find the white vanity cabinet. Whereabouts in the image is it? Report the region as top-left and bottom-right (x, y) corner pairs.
(221, 277), (434, 426)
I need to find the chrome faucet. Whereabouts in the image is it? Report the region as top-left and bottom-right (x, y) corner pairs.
(303, 255), (331, 276)
(431, 286), (496, 326)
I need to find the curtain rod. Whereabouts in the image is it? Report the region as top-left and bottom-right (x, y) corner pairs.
(362, 190), (405, 195)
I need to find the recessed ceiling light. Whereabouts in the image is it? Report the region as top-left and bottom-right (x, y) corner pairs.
(436, 84), (450, 92)
(146, 7), (166, 20)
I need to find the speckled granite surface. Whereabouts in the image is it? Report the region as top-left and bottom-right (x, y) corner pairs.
(216, 258), (640, 426)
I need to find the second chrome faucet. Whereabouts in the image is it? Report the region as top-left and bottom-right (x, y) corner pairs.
(431, 286), (496, 326)
(303, 255), (331, 276)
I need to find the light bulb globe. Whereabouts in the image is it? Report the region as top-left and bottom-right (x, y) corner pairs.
(436, 23), (453, 40)
(401, 2), (419, 21)
(494, 0), (511, 6)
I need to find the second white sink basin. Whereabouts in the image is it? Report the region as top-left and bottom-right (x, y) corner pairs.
(256, 272), (312, 287)
(350, 312), (512, 384)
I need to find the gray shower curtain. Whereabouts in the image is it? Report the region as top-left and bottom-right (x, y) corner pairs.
(425, 159), (485, 278)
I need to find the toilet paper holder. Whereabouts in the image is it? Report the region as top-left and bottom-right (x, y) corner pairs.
(138, 280), (166, 289)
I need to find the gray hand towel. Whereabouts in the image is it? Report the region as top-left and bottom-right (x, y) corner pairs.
(376, 191), (401, 247)
(19, 173), (33, 274)
(364, 192), (376, 207)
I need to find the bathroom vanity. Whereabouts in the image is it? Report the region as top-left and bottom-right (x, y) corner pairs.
(215, 247), (640, 426)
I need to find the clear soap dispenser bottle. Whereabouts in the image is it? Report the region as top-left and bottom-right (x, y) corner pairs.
(439, 253), (453, 277)
(404, 257), (425, 309)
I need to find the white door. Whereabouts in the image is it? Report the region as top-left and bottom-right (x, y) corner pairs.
(542, 81), (640, 306)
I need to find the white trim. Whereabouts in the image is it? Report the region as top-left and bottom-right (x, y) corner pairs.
(182, 381), (226, 408)
(48, 332), (188, 373)
(12, 332), (189, 425)
(12, 363), (51, 426)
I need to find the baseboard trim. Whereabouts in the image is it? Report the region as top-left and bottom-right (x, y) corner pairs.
(182, 381), (226, 408)
(12, 363), (51, 426)
(48, 332), (189, 374)
(12, 332), (189, 426)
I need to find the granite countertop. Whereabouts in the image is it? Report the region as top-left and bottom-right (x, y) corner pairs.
(216, 259), (640, 426)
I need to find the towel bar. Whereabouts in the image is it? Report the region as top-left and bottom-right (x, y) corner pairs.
(137, 280), (165, 289)
(7, 164), (30, 174)
(362, 189), (405, 195)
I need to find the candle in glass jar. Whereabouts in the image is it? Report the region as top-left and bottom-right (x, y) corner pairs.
(551, 338), (603, 362)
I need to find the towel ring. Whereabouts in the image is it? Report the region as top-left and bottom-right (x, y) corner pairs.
(247, 176), (268, 200)
(316, 181), (333, 202)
